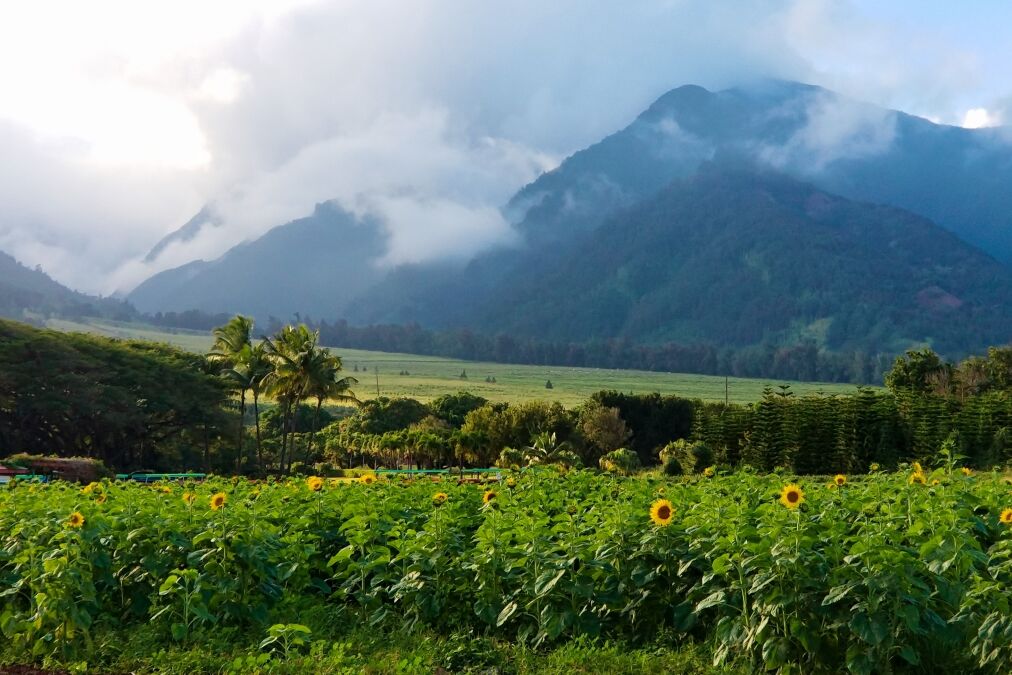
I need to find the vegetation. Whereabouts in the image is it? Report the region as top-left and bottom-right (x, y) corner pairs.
(3, 469), (1012, 673)
(46, 318), (865, 405)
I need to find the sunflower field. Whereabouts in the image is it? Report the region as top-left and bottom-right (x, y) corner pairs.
(3, 468), (1012, 673)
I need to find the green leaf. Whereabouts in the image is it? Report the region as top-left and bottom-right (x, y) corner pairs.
(496, 601), (517, 627)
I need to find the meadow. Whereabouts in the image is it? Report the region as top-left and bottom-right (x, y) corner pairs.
(3, 467), (1012, 673)
(46, 318), (865, 405)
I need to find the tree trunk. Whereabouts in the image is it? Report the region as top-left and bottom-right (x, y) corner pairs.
(278, 401), (291, 476)
(253, 392), (262, 475)
(306, 398), (322, 465)
(236, 389), (246, 474)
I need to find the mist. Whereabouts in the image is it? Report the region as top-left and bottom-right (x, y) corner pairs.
(0, 0), (1008, 295)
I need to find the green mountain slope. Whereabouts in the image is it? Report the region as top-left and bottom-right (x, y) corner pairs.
(0, 251), (133, 323)
(354, 165), (1012, 357)
(128, 202), (388, 321)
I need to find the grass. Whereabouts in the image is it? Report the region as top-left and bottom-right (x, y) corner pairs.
(46, 318), (869, 405)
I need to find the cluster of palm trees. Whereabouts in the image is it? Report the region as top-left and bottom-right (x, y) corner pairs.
(208, 315), (358, 474)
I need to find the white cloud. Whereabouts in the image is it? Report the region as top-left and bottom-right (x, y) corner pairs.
(961, 107), (1002, 129)
(0, 0), (1008, 296)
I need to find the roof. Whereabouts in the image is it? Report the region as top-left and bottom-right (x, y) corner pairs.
(0, 463), (28, 476)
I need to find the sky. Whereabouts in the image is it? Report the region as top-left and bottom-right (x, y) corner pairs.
(0, 0), (1010, 295)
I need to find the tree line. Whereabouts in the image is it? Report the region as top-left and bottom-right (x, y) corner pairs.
(4, 313), (1011, 477)
(142, 308), (898, 384)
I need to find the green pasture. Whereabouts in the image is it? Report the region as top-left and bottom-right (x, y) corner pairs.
(46, 318), (867, 405)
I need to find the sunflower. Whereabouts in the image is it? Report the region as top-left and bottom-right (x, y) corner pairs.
(81, 482), (102, 495)
(160, 486), (172, 494)
(909, 472), (926, 485)
(506, 477), (517, 488)
(359, 474), (376, 485)
(911, 461), (923, 473)
(960, 467), (973, 477)
(869, 463), (880, 472)
(210, 492), (227, 510)
(1000, 508), (1012, 526)
(931, 479), (941, 486)
(779, 484), (805, 509)
(703, 466), (715, 478)
(649, 498), (674, 526)
(66, 512), (85, 528)
(433, 492), (449, 505)
(182, 492), (196, 506)
(482, 489), (497, 504)
(834, 474), (847, 486)
(96, 494), (108, 504)
(307, 476), (324, 492)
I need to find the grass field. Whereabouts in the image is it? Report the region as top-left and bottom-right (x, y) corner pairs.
(46, 318), (868, 405)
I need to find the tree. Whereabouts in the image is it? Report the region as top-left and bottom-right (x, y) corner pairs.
(577, 400), (631, 464)
(304, 350), (358, 464)
(208, 315), (254, 467)
(885, 348), (949, 394)
(262, 324), (319, 474)
(429, 391), (488, 427)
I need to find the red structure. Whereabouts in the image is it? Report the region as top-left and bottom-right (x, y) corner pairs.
(0, 463), (28, 479)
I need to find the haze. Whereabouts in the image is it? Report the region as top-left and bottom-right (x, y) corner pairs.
(1, 0), (1009, 295)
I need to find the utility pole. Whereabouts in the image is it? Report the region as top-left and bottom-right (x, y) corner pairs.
(375, 366), (380, 397)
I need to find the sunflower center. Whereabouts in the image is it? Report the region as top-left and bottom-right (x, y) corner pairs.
(787, 491), (799, 503)
(657, 505), (671, 520)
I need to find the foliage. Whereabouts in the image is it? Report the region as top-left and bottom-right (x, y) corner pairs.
(0, 319), (233, 472)
(3, 470), (1011, 673)
(598, 448), (641, 474)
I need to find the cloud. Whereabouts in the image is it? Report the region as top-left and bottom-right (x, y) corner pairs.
(0, 1), (1008, 296)
(759, 90), (898, 170)
(961, 107), (1002, 129)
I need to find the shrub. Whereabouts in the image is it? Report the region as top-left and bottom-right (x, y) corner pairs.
(598, 448), (640, 475)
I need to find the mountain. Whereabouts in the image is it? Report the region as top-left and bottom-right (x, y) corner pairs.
(507, 80), (1012, 263)
(128, 202), (388, 321)
(0, 250), (133, 323)
(130, 80), (1012, 360)
(144, 205), (222, 263)
(420, 164), (1012, 355)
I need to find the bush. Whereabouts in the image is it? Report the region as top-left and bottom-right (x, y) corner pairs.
(496, 447), (525, 470)
(659, 440), (714, 475)
(598, 448), (640, 475)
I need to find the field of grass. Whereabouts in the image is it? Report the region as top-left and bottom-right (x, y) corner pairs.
(46, 318), (868, 405)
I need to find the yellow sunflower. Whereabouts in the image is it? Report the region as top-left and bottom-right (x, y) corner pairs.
(909, 472), (926, 485)
(96, 494), (108, 504)
(834, 474), (847, 486)
(359, 474), (376, 485)
(1000, 508), (1012, 526)
(210, 492), (227, 510)
(931, 479), (941, 486)
(869, 463), (880, 472)
(160, 486), (172, 494)
(506, 477), (517, 488)
(703, 466), (715, 478)
(81, 482), (102, 495)
(649, 498), (674, 526)
(961, 467), (973, 477)
(182, 492), (196, 506)
(482, 489), (497, 504)
(433, 492), (449, 505)
(307, 476), (324, 492)
(66, 512), (85, 528)
(911, 461), (923, 474)
(779, 484), (805, 509)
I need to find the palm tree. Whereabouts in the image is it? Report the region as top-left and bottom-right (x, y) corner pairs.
(262, 324), (321, 474)
(221, 342), (274, 473)
(246, 343), (273, 473)
(208, 316), (254, 469)
(304, 350), (358, 464)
